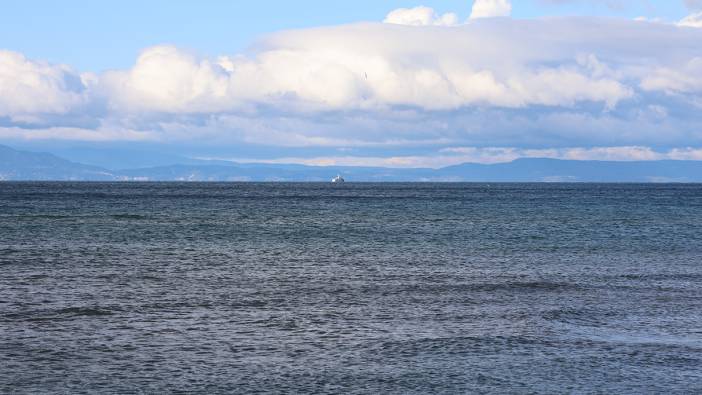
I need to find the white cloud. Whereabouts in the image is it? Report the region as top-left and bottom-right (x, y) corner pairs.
(212, 146), (702, 168)
(640, 57), (702, 94)
(1, 13), (702, 152)
(438, 146), (667, 163)
(679, 12), (702, 28)
(0, 125), (154, 141)
(222, 155), (454, 168)
(668, 147), (702, 160)
(97, 20), (634, 114)
(0, 50), (90, 117)
(438, 146), (702, 165)
(555, 146), (662, 161)
(383, 6), (458, 26)
(470, 0), (512, 19)
(100, 46), (234, 113)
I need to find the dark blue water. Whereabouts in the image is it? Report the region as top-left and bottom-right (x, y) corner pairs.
(1, 183), (701, 393)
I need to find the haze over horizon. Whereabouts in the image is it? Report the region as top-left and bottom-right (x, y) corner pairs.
(2, 0), (702, 168)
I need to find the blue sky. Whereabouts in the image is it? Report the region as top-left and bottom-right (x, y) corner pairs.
(1, 0), (702, 167)
(0, 0), (692, 71)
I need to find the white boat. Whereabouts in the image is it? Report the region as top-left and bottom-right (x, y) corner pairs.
(331, 174), (345, 183)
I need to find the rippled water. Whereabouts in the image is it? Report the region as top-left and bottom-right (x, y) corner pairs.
(1, 182), (701, 393)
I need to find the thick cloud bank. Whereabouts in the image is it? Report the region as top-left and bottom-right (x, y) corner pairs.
(94, 18), (697, 114)
(1, 15), (702, 156)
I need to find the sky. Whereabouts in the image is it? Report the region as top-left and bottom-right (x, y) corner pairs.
(1, 0), (702, 167)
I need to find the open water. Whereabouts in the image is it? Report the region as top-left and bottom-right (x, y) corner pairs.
(1, 182), (701, 394)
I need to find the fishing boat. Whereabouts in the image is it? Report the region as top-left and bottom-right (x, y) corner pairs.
(331, 174), (345, 183)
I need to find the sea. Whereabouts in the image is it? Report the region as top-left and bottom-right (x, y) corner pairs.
(1, 182), (701, 394)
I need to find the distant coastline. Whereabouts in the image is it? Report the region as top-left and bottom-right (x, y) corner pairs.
(2, 144), (702, 183)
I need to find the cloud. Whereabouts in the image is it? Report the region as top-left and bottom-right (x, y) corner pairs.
(0, 50), (91, 117)
(98, 20), (635, 114)
(679, 12), (702, 27)
(470, 0), (512, 19)
(0, 125), (154, 141)
(99, 46), (235, 113)
(213, 146), (702, 168)
(1, 13), (702, 155)
(383, 6), (459, 26)
(685, 0), (702, 11)
(384, 1), (513, 26)
(641, 57), (702, 94)
(443, 146), (702, 163)
(438, 146), (667, 164)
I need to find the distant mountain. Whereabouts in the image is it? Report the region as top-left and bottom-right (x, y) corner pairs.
(45, 147), (200, 170)
(0, 145), (117, 181)
(2, 144), (702, 182)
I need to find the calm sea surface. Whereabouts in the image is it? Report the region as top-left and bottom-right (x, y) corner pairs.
(1, 183), (701, 394)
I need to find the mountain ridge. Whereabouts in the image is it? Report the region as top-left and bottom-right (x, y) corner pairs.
(0, 145), (117, 181)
